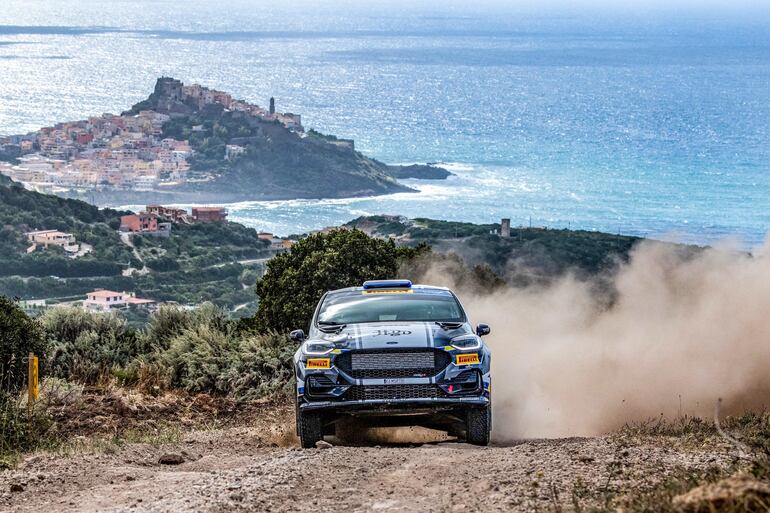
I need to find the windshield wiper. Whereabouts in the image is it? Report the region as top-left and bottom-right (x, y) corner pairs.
(435, 321), (464, 330)
(318, 321), (347, 333)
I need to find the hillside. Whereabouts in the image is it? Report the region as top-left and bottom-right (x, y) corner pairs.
(0, 176), (271, 315)
(118, 77), (439, 201)
(345, 215), (698, 287)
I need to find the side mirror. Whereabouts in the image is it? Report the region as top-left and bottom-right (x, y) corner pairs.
(476, 324), (491, 337)
(289, 329), (306, 342)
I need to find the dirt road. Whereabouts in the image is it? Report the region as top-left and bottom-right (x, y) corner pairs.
(0, 422), (735, 512)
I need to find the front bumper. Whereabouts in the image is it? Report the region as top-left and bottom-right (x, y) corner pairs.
(299, 395), (490, 412)
(296, 347), (491, 413)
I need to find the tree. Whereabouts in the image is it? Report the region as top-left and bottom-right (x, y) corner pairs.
(251, 229), (400, 333)
(0, 296), (45, 394)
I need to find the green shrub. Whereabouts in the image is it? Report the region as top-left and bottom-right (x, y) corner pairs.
(0, 296), (45, 394)
(160, 325), (293, 398)
(31, 303), (294, 400)
(138, 303), (293, 398)
(230, 332), (295, 399)
(41, 307), (138, 384)
(162, 323), (240, 394)
(138, 305), (199, 353)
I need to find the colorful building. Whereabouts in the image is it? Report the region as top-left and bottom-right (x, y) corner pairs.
(192, 207), (228, 223)
(120, 212), (159, 232)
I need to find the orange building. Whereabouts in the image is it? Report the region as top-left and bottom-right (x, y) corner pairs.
(120, 212), (158, 232)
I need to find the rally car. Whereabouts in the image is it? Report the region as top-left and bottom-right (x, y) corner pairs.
(291, 279), (492, 447)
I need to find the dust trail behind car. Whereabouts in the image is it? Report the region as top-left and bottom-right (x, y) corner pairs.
(417, 237), (770, 440)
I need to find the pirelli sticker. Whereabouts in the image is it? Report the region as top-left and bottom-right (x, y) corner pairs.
(362, 289), (414, 295)
(456, 353), (480, 366)
(306, 358), (331, 369)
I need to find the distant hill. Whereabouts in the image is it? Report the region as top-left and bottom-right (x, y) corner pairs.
(0, 177), (270, 315)
(115, 77), (448, 202)
(345, 215), (701, 288)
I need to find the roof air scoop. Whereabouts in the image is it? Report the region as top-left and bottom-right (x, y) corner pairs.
(362, 279), (413, 290)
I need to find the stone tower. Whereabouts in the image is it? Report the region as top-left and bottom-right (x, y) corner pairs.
(269, 97), (275, 115)
(500, 218), (511, 238)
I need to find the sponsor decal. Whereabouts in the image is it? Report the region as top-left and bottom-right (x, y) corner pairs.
(306, 358), (331, 369)
(456, 353), (480, 365)
(372, 329), (412, 337)
(362, 289), (414, 295)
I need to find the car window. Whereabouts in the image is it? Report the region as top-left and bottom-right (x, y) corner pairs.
(318, 292), (465, 324)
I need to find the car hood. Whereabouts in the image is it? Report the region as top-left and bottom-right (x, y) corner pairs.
(314, 322), (475, 350)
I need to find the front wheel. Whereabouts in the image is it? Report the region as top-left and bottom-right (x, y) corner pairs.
(465, 406), (491, 446)
(297, 409), (323, 448)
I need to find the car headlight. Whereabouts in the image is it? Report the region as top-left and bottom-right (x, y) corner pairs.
(303, 341), (335, 356)
(450, 335), (482, 351)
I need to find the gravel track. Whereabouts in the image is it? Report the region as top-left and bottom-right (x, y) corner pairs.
(0, 423), (735, 512)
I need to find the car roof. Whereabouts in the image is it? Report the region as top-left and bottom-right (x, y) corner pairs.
(326, 284), (453, 295)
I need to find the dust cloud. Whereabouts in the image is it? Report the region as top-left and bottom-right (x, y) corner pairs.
(419, 238), (770, 439)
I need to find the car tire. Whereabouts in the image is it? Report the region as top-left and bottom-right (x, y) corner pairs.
(465, 406), (491, 446)
(297, 409), (323, 448)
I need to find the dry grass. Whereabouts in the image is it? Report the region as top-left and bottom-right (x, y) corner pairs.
(567, 411), (770, 513)
(1, 377), (292, 468)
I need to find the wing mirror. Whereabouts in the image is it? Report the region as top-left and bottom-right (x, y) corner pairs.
(476, 324), (491, 337)
(289, 329), (306, 342)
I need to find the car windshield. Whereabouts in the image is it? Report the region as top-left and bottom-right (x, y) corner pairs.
(317, 290), (465, 324)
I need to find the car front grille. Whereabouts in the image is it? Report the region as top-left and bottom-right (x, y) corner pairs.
(344, 384), (443, 401)
(335, 349), (451, 379)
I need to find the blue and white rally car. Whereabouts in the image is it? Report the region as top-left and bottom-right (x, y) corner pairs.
(291, 279), (492, 447)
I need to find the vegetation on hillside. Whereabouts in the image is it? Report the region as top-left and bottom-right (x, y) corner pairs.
(0, 177), (270, 310)
(0, 178), (133, 277)
(161, 110), (409, 198)
(346, 215), (656, 286)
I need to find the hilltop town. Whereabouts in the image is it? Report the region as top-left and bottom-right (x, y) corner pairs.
(0, 78), (447, 204)
(0, 80), (301, 196)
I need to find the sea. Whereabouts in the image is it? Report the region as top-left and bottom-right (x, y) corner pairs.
(1, 0), (770, 246)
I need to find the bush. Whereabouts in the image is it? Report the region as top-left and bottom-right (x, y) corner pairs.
(162, 324), (240, 394)
(0, 296), (45, 394)
(149, 306), (293, 398)
(27, 304), (294, 400)
(230, 332), (295, 399)
(40, 307), (137, 384)
(139, 305), (198, 353)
